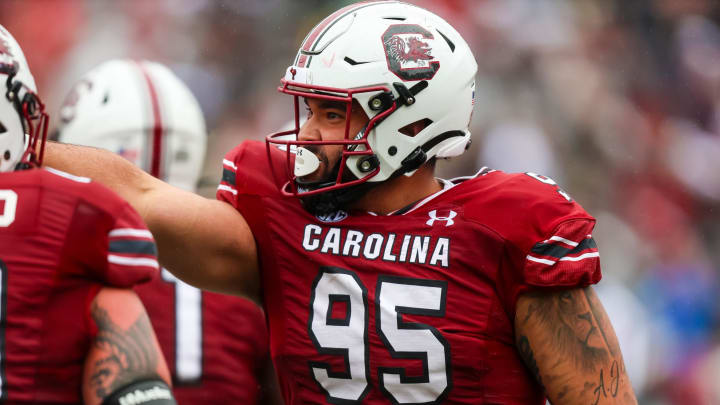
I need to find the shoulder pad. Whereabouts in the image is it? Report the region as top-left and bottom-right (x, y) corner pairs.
(461, 171), (593, 254)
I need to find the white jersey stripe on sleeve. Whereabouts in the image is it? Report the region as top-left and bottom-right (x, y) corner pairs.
(223, 159), (237, 171)
(217, 184), (238, 195)
(108, 254), (159, 269)
(558, 252), (600, 262)
(45, 167), (92, 183)
(109, 228), (154, 239)
(526, 255), (556, 265)
(543, 235), (579, 247)
(527, 251), (600, 266)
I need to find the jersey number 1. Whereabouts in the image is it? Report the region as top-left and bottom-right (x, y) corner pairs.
(309, 267), (451, 404)
(162, 269), (203, 383)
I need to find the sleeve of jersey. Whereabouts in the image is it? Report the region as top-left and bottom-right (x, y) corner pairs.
(216, 140), (282, 206)
(522, 218), (601, 287)
(216, 146), (241, 209)
(103, 203), (159, 287)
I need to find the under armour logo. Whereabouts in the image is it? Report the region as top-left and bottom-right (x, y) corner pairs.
(426, 210), (457, 227)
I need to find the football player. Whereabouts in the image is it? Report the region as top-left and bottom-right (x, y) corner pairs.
(54, 59), (279, 404)
(44, 1), (638, 404)
(0, 26), (177, 404)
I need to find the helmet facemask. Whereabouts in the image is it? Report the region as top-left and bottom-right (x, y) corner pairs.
(266, 78), (400, 214)
(1, 66), (48, 172)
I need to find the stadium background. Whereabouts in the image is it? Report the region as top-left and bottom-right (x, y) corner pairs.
(2, 0), (720, 403)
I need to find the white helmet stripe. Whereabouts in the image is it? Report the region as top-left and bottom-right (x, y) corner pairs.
(296, 1), (395, 68)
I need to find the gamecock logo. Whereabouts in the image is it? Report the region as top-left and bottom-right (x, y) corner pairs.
(59, 79), (93, 124)
(0, 28), (18, 75)
(388, 36), (433, 64)
(382, 24), (440, 81)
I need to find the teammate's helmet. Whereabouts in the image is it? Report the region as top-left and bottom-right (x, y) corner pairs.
(266, 1), (477, 211)
(56, 59), (206, 191)
(0, 25), (48, 172)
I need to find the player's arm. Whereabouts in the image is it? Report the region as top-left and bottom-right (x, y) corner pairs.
(514, 286), (638, 404)
(44, 141), (259, 299)
(83, 288), (176, 405)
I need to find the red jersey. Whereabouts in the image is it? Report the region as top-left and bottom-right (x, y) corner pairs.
(0, 167), (158, 404)
(217, 141), (602, 404)
(134, 270), (269, 404)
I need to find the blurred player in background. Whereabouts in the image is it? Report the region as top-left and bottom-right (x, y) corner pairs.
(54, 59), (279, 404)
(0, 26), (176, 404)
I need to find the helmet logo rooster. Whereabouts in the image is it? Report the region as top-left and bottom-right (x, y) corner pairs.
(382, 24), (440, 81)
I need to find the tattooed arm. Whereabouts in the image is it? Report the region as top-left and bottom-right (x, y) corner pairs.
(82, 288), (173, 405)
(514, 286), (637, 405)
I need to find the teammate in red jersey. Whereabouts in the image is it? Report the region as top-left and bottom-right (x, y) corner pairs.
(0, 25), (177, 404)
(54, 59), (280, 404)
(44, 1), (638, 404)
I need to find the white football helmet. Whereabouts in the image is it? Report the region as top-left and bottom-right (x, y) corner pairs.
(56, 59), (206, 191)
(0, 24), (48, 172)
(266, 1), (477, 212)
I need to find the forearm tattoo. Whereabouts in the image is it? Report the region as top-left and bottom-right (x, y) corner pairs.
(523, 289), (611, 371)
(516, 335), (544, 390)
(515, 287), (636, 404)
(89, 303), (159, 398)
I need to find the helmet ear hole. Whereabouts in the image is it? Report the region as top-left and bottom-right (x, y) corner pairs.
(0, 121), (6, 133)
(398, 118), (432, 137)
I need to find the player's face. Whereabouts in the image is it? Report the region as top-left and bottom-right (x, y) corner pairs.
(297, 97), (369, 183)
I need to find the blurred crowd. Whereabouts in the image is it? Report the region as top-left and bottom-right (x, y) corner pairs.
(2, 0), (720, 403)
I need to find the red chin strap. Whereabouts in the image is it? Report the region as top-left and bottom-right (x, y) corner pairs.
(265, 78), (397, 198)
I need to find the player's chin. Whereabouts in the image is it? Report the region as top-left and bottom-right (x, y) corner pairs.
(298, 166), (331, 185)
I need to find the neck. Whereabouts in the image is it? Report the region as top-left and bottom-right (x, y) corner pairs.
(350, 163), (442, 215)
